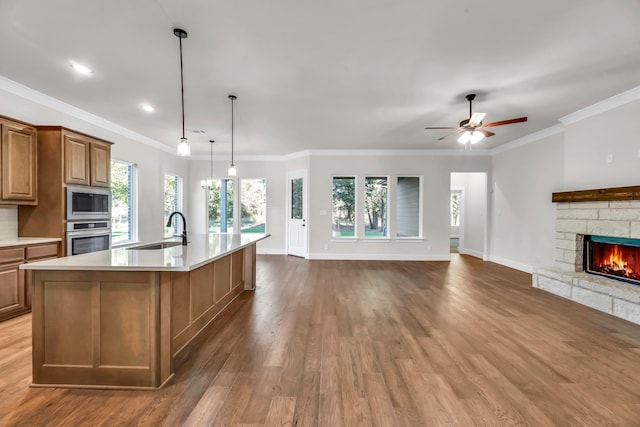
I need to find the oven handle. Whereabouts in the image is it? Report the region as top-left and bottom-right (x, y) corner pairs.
(66, 229), (112, 237)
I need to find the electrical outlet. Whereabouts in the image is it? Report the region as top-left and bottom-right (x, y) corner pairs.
(324, 244), (329, 250)
(607, 154), (613, 163)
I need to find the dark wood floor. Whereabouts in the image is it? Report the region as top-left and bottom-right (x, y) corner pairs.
(1, 254), (640, 426)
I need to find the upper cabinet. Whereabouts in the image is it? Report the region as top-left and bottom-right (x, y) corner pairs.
(0, 117), (37, 205)
(63, 130), (111, 187)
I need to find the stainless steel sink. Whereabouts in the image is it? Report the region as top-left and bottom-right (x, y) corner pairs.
(127, 241), (183, 250)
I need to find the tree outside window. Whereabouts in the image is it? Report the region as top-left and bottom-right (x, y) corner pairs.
(364, 177), (387, 237)
(208, 179), (234, 233)
(241, 178), (266, 233)
(111, 161), (134, 244)
(332, 177), (355, 237)
(164, 174), (182, 236)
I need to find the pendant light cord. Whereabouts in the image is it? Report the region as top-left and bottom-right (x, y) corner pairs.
(231, 96), (234, 164)
(179, 36), (185, 139)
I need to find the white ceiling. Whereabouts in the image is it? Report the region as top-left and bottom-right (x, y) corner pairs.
(1, 0), (639, 156)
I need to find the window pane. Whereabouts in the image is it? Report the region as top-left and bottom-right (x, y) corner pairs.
(164, 174), (182, 236)
(241, 178), (266, 233)
(332, 177), (355, 237)
(208, 179), (234, 233)
(396, 177), (420, 237)
(111, 161), (134, 244)
(364, 177), (388, 237)
(291, 178), (303, 219)
(451, 191), (461, 226)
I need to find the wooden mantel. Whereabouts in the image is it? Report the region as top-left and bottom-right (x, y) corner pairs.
(552, 185), (640, 203)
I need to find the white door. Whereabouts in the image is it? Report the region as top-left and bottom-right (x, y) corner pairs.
(287, 170), (307, 257)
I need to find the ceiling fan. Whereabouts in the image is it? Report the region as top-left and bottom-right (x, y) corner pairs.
(425, 94), (527, 146)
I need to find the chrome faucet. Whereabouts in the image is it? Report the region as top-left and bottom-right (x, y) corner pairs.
(166, 211), (188, 245)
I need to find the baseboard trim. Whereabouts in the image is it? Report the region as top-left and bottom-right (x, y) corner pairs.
(257, 249), (286, 255)
(488, 255), (533, 273)
(458, 248), (484, 259)
(308, 253), (451, 261)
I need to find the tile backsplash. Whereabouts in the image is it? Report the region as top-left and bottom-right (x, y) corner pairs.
(0, 206), (18, 240)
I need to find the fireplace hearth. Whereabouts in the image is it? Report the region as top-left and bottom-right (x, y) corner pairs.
(584, 235), (640, 285)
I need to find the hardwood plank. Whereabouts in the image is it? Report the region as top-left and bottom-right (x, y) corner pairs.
(1, 254), (639, 426)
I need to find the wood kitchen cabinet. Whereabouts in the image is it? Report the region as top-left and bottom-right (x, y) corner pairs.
(0, 242), (59, 322)
(0, 247), (26, 321)
(64, 130), (111, 187)
(0, 116), (37, 205)
(19, 127), (113, 255)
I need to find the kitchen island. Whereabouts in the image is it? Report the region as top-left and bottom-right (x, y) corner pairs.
(21, 233), (269, 390)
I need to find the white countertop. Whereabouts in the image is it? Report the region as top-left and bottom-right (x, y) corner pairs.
(0, 237), (61, 248)
(21, 233), (269, 272)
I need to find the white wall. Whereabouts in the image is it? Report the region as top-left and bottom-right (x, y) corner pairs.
(488, 97), (640, 273)
(563, 100), (640, 189)
(490, 133), (565, 272)
(307, 153), (491, 260)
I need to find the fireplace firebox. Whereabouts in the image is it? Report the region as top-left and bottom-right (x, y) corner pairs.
(584, 235), (640, 286)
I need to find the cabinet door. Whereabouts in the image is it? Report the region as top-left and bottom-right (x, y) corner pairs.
(0, 263), (26, 321)
(64, 134), (90, 185)
(1, 121), (37, 202)
(90, 141), (111, 187)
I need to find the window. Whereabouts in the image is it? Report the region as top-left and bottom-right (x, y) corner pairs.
(364, 177), (388, 237)
(111, 160), (135, 244)
(396, 177), (421, 238)
(332, 176), (356, 237)
(241, 178), (266, 233)
(451, 190), (461, 226)
(291, 178), (303, 220)
(208, 179), (234, 233)
(164, 174), (182, 236)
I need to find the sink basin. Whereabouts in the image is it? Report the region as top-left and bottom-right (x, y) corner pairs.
(127, 241), (183, 250)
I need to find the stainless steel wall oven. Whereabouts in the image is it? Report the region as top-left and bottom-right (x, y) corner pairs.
(66, 221), (111, 256)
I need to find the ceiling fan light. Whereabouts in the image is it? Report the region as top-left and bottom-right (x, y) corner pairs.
(177, 137), (190, 156)
(470, 131), (485, 144)
(458, 131), (471, 144)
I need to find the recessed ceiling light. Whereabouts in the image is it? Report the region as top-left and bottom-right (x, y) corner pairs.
(70, 61), (93, 75)
(141, 104), (155, 113)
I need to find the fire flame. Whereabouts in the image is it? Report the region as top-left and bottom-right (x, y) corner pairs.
(600, 245), (634, 277)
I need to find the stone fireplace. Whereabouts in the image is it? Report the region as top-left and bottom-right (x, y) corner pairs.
(532, 186), (640, 325)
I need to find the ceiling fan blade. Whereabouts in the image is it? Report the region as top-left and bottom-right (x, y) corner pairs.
(437, 131), (462, 141)
(483, 117), (528, 128)
(476, 129), (495, 138)
(468, 112), (486, 127)
(425, 126), (458, 130)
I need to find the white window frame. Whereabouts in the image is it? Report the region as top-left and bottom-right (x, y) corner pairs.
(164, 172), (183, 237)
(331, 175), (358, 240)
(362, 175), (390, 240)
(240, 177), (267, 234)
(110, 159), (137, 247)
(395, 175), (423, 240)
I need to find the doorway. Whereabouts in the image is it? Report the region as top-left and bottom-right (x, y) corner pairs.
(450, 172), (487, 259)
(286, 170), (308, 258)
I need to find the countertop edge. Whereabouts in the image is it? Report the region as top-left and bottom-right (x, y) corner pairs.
(20, 234), (269, 271)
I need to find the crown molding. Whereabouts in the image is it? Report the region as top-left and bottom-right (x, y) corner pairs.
(306, 148), (491, 157)
(558, 85), (640, 125)
(0, 75), (174, 155)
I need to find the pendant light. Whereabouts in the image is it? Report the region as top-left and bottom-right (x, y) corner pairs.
(174, 28), (190, 157)
(200, 140), (215, 189)
(228, 94), (237, 176)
